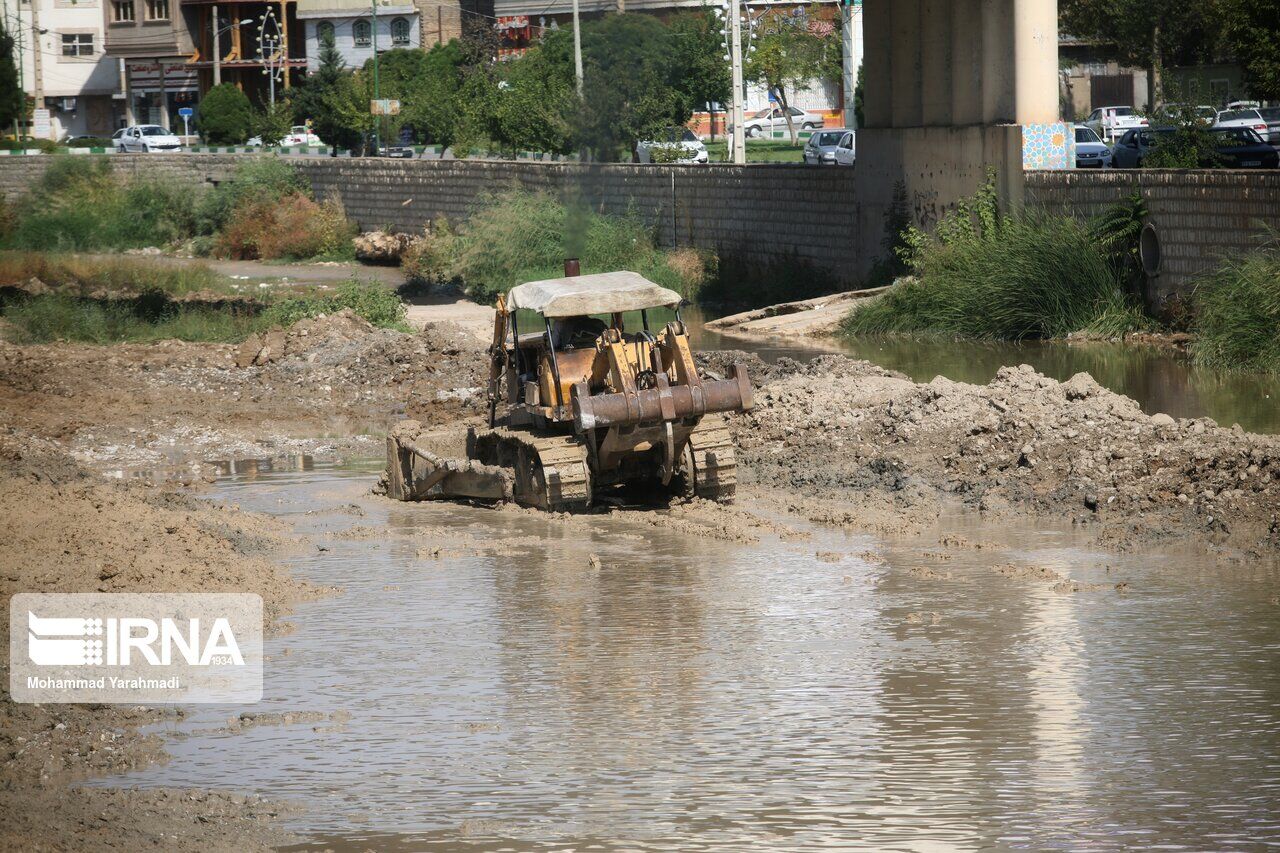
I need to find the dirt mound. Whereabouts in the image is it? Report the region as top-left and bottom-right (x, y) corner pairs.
(0, 435), (311, 849)
(734, 360), (1280, 556)
(235, 308), (376, 367)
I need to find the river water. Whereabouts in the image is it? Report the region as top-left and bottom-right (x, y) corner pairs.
(96, 462), (1280, 850)
(684, 308), (1280, 435)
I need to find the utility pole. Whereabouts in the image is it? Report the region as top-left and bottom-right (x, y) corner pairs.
(570, 0), (583, 98)
(212, 4), (221, 86)
(29, 0), (44, 138)
(371, 0), (379, 152)
(728, 0), (745, 164)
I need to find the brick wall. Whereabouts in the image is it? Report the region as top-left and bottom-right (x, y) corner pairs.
(2, 155), (1277, 304)
(293, 159), (861, 278)
(1025, 170), (1280, 305)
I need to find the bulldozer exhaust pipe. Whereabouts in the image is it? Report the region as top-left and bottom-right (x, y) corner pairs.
(572, 363), (752, 432)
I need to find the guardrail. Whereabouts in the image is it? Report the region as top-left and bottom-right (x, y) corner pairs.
(0, 145), (582, 160)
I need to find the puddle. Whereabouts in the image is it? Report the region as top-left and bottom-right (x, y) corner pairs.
(92, 462), (1280, 850)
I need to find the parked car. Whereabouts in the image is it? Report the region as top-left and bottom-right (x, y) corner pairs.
(1111, 126), (1278, 169)
(1073, 124), (1112, 168)
(636, 128), (709, 164)
(1225, 100), (1261, 110)
(1084, 105), (1147, 142)
(116, 125), (182, 153)
(1213, 107), (1272, 139)
(246, 125), (324, 148)
(1210, 127), (1280, 167)
(1153, 103), (1217, 124)
(734, 106), (823, 139)
(1251, 107), (1280, 145)
(803, 128), (853, 165)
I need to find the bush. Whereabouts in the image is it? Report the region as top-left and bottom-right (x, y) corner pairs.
(1, 158), (201, 252)
(400, 222), (459, 291)
(0, 138), (59, 152)
(195, 156), (310, 234)
(843, 175), (1143, 340)
(258, 278), (406, 329)
(253, 101), (295, 148)
(1, 293), (257, 344)
(438, 191), (703, 303)
(1193, 240), (1280, 371)
(66, 137), (111, 148)
(214, 192), (355, 261)
(199, 84), (255, 144)
(0, 251), (232, 295)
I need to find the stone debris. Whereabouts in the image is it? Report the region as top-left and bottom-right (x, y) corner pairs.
(353, 230), (412, 263)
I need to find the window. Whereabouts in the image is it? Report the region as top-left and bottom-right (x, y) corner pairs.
(316, 20), (335, 45)
(144, 0), (167, 18)
(390, 17), (409, 45)
(353, 19), (371, 46)
(111, 0), (134, 22)
(61, 32), (94, 57)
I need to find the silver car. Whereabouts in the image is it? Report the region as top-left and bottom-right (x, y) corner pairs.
(803, 128), (851, 165)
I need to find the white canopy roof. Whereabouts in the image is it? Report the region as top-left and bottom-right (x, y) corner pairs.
(505, 271), (683, 318)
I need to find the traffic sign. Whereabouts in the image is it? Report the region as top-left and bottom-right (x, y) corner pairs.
(178, 107), (194, 118)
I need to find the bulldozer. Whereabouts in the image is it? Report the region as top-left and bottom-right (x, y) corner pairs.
(386, 265), (753, 511)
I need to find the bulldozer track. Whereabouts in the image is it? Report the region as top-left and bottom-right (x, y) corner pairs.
(468, 427), (592, 512)
(685, 414), (737, 501)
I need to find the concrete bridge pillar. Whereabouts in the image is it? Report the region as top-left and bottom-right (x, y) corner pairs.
(853, 0), (1065, 279)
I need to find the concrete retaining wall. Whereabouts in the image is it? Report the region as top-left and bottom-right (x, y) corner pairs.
(2, 154), (1277, 304)
(1025, 170), (1280, 305)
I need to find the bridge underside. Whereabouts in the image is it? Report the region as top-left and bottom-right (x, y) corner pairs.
(853, 0), (1060, 277)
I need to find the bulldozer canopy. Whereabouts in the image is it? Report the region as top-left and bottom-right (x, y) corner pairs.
(505, 271), (683, 318)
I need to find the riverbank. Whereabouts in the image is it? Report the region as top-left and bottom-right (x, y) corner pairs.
(0, 433), (316, 850)
(2, 293), (1278, 846)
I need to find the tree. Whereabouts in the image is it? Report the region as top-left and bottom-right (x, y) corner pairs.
(0, 21), (22, 132)
(1060, 0), (1224, 107)
(398, 41), (467, 148)
(253, 100), (294, 147)
(746, 6), (837, 144)
(324, 70), (380, 153)
(198, 84), (255, 144)
(291, 36), (360, 152)
(1220, 0), (1280, 99)
(669, 10), (732, 135)
(577, 14), (689, 160)
(454, 38), (576, 157)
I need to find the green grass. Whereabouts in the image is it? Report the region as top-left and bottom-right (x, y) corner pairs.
(842, 214), (1145, 341)
(0, 252), (237, 296)
(1192, 242), (1280, 372)
(703, 140), (806, 163)
(258, 278), (409, 331)
(1, 158), (200, 253)
(2, 294), (258, 344)
(426, 191), (706, 304)
(1, 276), (410, 344)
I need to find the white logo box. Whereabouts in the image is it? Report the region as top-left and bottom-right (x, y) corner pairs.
(10, 593), (263, 704)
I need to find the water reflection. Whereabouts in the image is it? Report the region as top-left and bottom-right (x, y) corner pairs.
(684, 307), (1280, 434)
(93, 467), (1280, 850)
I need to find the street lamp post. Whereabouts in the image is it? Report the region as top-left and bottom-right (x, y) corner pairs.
(371, 0), (380, 153)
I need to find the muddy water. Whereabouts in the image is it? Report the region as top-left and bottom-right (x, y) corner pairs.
(684, 308), (1280, 434)
(96, 463), (1280, 849)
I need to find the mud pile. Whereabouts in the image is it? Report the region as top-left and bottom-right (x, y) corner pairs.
(0, 434), (311, 849)
(0, 319), (486, 472)
(731, 355), (1280, 555)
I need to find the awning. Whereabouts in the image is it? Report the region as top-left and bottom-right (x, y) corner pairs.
(506, 271), (683, 318)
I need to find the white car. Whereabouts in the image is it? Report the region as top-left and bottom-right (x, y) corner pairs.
(1084, 105), (1147, 142)
(246, 125), (325, 148)
(1214, 108), (1273, 141)
(116, 125), (183, 153)
(1073, 125), (1111, 168)
(636, 128), (708, 164)
(735, 106), (823, 139)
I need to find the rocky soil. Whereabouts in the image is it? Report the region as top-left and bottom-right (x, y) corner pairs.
(704, 351), (1280, 558)
(0, 315), (486, 475)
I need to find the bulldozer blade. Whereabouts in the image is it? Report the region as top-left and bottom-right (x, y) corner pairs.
(386, 436), (513, 502)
